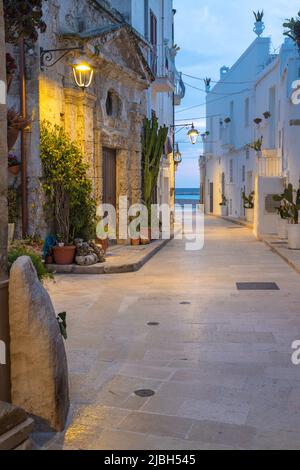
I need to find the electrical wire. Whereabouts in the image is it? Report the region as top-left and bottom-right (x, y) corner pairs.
(182, 72), (255, 85)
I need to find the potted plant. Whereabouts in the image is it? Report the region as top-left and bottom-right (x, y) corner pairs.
(253, 10), (265, 37)
(249, 136), (263, 157)
(204, 77), (211, 93)
(283, 11), (300, 50)
(280, 183), (300, 250)
(253, 117), (263, 127)
(6, 53), (17, 93)
(141, 116), (168, 245)
(219, 195), (228, 216)
(263, 111), (271, 119)
(8, 154), (20, 175)
(242, 191), (255, 223)
(40, 122), (96, 265)
(273, 191), (290, 239)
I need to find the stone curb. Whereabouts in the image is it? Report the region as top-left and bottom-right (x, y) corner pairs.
(46, 238), (171, 275)
(261, 238), (300, 276)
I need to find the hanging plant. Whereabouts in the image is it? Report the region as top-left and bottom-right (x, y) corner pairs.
(224, 117), (231, 124)
(3, 0), (47, 45)
(263, 111), (271, 119)
(254, 117), (262, 125)
(283, 11), (300, 49)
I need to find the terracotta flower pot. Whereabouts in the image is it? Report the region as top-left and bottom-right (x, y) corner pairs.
(7, 127), (19, 151)
(140, 228), (151, 245)
(8, 164), (20, 176)
(96, 238), (109, 254)
(45, 255), (54, 265)
(53, 246), (76, 265)
(131, 238), (140, 246)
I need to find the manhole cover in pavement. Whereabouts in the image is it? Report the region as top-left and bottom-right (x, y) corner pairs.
(180, 301), (191, 305)
(134, 389), (155, 398)
(147, 322), (160, 326)
(236, 282), (280, 291)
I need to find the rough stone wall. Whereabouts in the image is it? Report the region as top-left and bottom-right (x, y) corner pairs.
(34, 0), (150, 241)
(0, 0), (7, 276)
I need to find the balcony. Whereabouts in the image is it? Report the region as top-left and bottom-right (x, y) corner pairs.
(257, 150), (282, 177)
(174, 71), (185, 106)
(220, 124), (234, 150)
(151, 45), (176, 93)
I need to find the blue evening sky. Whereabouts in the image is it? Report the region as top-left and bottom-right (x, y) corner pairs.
(174, 0), (300, 188)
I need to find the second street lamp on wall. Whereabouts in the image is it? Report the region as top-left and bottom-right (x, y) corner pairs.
(187, 123), (199, 145)
(174, 143), (182, 164)
(72, 58), (94, 89)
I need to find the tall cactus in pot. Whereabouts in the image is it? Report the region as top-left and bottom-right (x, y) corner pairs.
(142, 117), (169, 222)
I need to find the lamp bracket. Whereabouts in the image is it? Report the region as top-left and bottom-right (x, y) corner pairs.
(40, 46), (84, 70)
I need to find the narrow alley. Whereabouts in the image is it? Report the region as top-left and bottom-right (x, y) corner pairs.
(37, 217), (300, 450)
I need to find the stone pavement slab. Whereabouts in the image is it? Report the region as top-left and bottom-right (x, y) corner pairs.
(33, 216), (300, 450)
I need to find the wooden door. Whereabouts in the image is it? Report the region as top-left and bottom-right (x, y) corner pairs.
(210, 182), (214, 213)
(103, 147), (116, 208)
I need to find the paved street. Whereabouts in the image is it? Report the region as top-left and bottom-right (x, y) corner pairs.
(37, 216), (300, 450)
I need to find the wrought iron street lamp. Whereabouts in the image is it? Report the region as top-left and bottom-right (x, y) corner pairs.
(187, 123), (199, 145)
(72, 58), (94, 89)
(174, 143), (182, 164)
(40, 47), (94, 89)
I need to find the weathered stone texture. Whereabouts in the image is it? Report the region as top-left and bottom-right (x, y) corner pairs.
(0, 0), (7, 278)
(9, 257), (69, 431)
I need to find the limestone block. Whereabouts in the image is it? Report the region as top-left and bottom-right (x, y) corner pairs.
(9, 257), (69, 431)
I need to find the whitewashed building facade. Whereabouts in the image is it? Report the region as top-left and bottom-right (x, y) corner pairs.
(201, 19), (300, 237)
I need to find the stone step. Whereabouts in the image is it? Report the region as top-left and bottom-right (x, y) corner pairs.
(0, 401), (34, 450)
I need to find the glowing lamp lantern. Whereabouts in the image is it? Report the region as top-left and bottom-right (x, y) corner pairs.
(187, 124), (199, 145)
(174, 144), (182, 164)
(72, 58), (94, 89)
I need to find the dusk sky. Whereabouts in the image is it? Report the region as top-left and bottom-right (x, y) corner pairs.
(174, 0), (300, 188)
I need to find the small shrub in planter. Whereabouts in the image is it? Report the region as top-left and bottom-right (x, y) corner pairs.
(8, 154), (20, 175)
(242, 191), (255, 223)
(283, 11), (300, 50)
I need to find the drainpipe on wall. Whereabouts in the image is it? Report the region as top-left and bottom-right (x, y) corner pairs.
(19, 38), (28, 237)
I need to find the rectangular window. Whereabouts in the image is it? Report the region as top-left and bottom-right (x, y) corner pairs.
(242, 165), (246, 183)
(150, 10), (157, 75)
(229, 159), (234, 183)
(244, 97), (250, 127)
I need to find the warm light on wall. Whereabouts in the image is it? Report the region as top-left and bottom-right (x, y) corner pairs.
(72, 59), (94, 89)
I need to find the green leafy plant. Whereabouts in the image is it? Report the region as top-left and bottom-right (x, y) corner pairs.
(283, 11), (300, 49)
(142, 117), (168, 224)
(273, 191), (290, 220)
(274, 184), (300, 224)
(4, 0), (47, 44)
(254, 10), (264, 22)
(57, 312), (67, 340)
(249, 136), (263, 152)
(242, 191), (255, 209)
(263, 111), (271, 119)
(8, 247), (53, 282)
(40, 122), (96, 244)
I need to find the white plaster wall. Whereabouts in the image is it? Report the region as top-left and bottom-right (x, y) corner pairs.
(254, 176), (285, 238)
